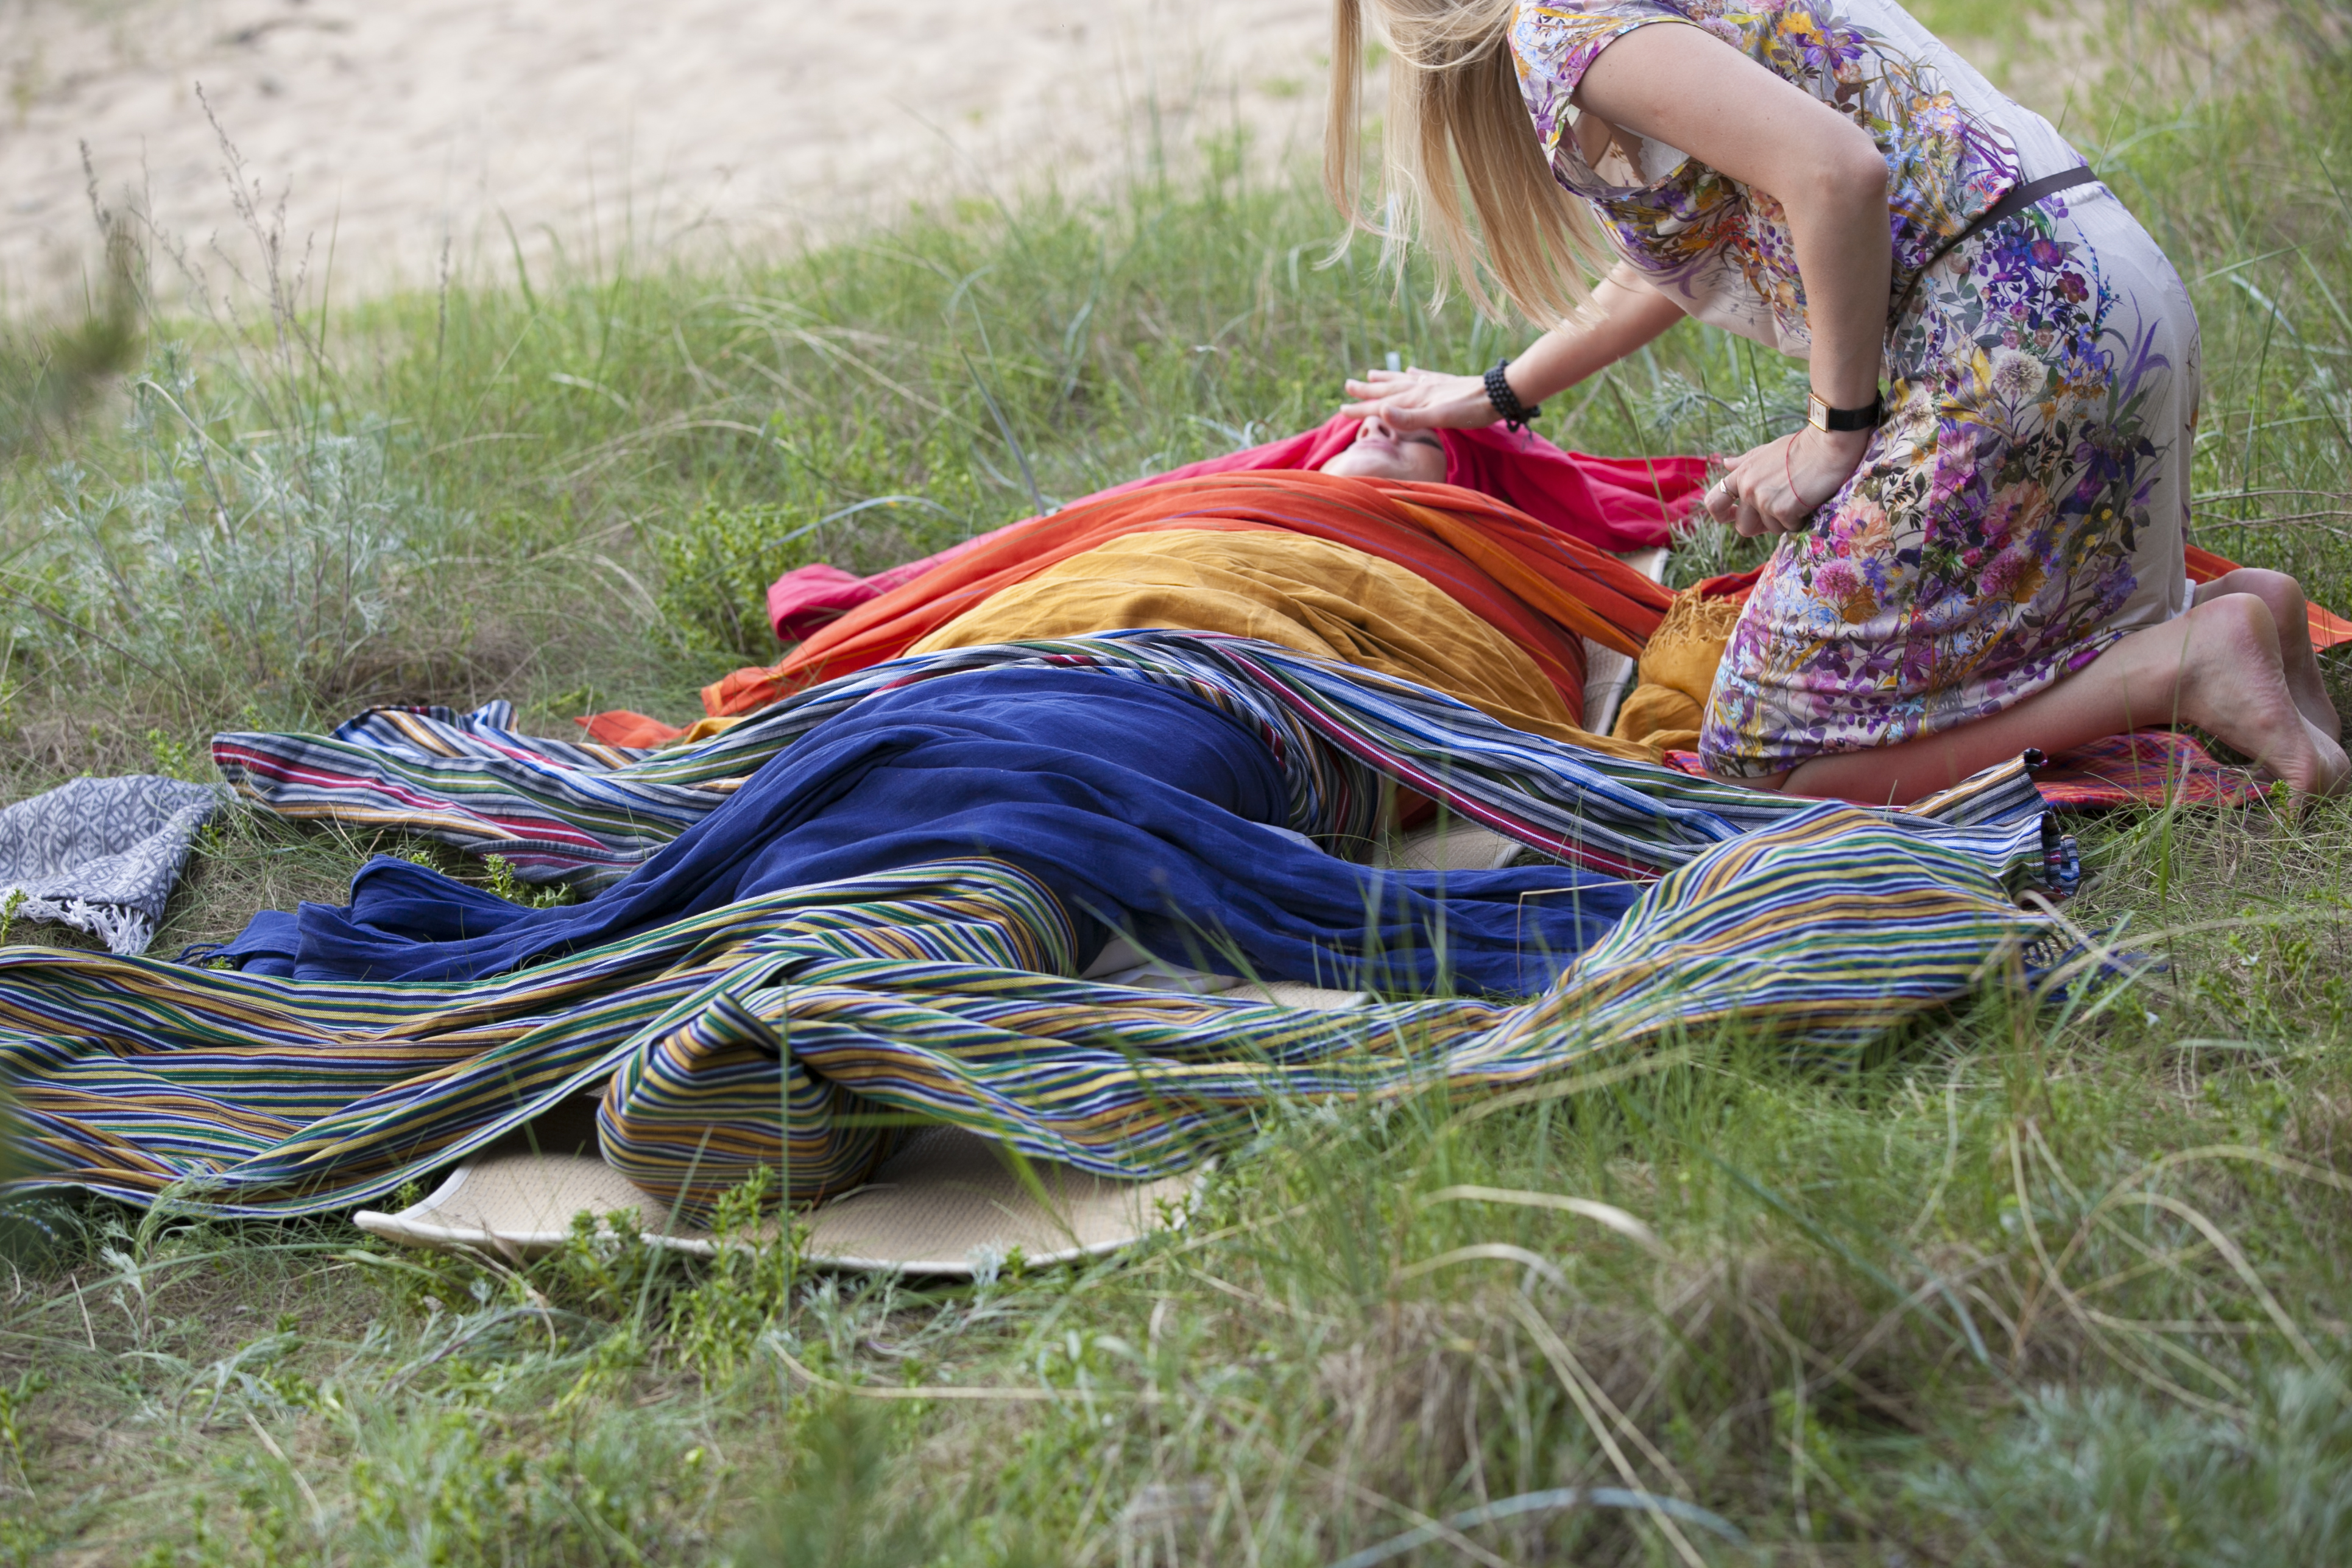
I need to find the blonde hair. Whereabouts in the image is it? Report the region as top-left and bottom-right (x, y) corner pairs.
(1326, 0), (1609, 324)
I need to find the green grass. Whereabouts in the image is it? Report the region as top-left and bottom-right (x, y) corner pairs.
(5, 1), (2352, 1562)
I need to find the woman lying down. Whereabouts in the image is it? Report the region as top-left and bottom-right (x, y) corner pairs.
(681, 409), (1705, 728)
(212, 459), (1709, 989)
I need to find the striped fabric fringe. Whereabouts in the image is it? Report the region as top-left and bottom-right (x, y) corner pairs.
(4, 803), (2051, 1220)
(211, 630), (2067, 891)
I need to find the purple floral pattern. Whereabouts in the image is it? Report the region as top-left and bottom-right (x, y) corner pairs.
(1703, 193), (2194, 772)
(1511, 1), (2023, 351)
(1507, 1), (2194, 774)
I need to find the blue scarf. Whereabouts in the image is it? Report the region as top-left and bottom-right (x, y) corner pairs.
(216, 666), (1640, 992)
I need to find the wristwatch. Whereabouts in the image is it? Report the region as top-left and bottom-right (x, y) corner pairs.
(1806, 388), (1884, 433)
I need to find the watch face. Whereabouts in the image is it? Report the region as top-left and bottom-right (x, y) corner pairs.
(1806, 392), (1879, 431)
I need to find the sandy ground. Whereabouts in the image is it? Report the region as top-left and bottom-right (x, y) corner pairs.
(1, 0), (1335, 313)
(1, 0), (2185, 321)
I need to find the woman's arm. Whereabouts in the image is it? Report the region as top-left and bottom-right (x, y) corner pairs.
(1577, 23), (1890, 413)
(1340, 261), (1686, 427)
(1581, 23), (1892, 535)
(1346, 22), (1891, 535)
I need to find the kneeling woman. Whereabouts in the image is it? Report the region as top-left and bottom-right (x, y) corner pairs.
(1329, 0), (2345, 800)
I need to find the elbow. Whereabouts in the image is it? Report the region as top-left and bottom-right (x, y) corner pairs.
(1779, 124), (1888, 214)
(1821, 129), (1890, 208)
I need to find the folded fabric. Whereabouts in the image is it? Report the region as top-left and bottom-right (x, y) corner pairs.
(0, 776), (222, 955)
(5, 803), (2049, 1221)
(908, 528), (1651, 756)
(706, 470), (1679, 721)
(1611, 589), (1746, 755)
(574, 708), (705, 750)
(215, 632), (2064, 902)
(766, 413), (1709, 641)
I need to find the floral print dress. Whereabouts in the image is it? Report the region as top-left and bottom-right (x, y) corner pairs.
(1512, 0), (2195, 776)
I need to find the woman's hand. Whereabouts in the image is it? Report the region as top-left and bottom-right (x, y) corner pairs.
(1704, 425), (1872, 537)
(1338, 366), (1502, 431)
(1340, 267), (1686, 435)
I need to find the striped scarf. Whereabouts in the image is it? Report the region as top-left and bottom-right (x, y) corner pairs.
(211, 630), (2065, 891)
(4, 802), (2050, 1220)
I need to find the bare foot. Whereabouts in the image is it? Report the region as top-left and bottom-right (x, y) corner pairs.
(2177, 596), (2349, 796)
(2195, 572), (2341, 743)
(2287, 655), (2343, 746)
(2301, 721), (2351, 796)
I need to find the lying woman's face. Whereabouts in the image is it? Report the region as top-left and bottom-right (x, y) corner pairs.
(1321, 415), (1447, 483)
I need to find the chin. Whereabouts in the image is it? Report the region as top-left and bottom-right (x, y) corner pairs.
(1323, 451), (1438, 484)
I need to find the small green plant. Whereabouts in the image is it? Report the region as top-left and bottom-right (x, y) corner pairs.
(0, 1368), (49, 1488)
(144, 727), (203, 781)
(346, 1407), (526, 1559)
(652, 500), (825, 659)
(536, 1204), (664, 1321)
(0, 888), (25, 947)
(668, 1165), (799, 1379)
(482, 853), (568, 909)
(0, 223), (141, 464)
(733, 1399), (938, 1568)
(225, 1453), (301, 1568)
(649, 430), (984, 660)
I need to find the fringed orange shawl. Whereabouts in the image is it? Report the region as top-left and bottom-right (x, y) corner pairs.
(699, 470), (1675, 724)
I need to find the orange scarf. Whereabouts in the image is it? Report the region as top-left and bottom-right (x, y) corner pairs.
(701, 470), (1674, 721)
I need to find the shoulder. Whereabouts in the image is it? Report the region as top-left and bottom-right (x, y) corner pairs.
(1511, 2), (1689, 93)
(1510, 2), (1708, 179)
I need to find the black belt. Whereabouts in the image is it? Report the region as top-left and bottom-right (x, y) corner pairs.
(1889, 164), (2103, 321)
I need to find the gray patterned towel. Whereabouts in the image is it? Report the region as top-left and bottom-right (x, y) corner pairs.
(0, 776), (223, 955)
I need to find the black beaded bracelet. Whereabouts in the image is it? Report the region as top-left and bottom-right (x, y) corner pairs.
(1483, 359), (1542, 432)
